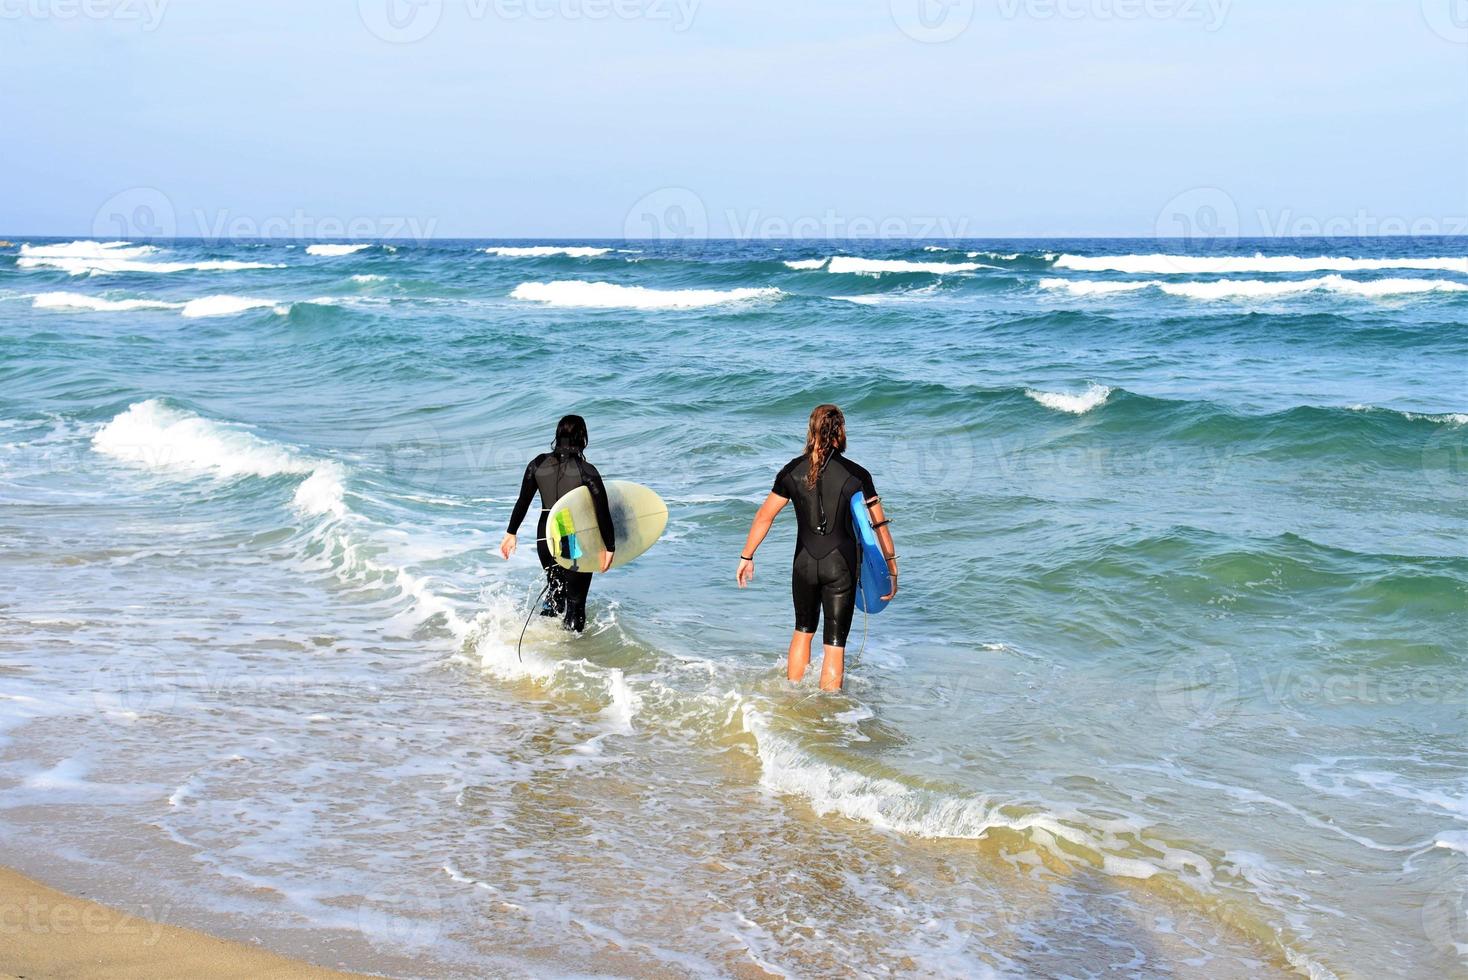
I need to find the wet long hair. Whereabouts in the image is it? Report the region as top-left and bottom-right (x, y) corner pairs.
(553, 414), (589, 455)
(803, 404), (846, 488)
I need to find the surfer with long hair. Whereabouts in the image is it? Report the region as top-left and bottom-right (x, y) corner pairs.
(736, 404), (897, 690)
(500, 415), (615, 632)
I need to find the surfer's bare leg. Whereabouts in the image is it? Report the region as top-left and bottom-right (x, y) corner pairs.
(819, 645), (845, 691)
(787, 629), (814, 682)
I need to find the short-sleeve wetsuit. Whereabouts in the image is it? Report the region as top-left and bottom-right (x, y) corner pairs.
(771, 452), (878, 647)
(507, 448), (616, 632)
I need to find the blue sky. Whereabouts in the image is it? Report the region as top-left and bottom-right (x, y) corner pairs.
(3, 0), (1465, 237)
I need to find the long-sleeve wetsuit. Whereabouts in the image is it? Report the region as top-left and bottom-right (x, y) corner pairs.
(507, 449), (616, 632)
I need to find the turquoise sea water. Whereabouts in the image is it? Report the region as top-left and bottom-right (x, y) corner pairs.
(0, 237), (1465, 977)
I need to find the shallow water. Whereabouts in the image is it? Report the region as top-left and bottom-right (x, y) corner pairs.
(1, 237), (1465, 977)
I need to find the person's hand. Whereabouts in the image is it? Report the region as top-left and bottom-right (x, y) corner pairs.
(882, 563), (898, 602)
(599, 549), (614, 574)
(736, 557), (755, 588)
(499, 533), (517, 560)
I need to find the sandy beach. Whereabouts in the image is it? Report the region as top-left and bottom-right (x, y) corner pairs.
(0, 866), (363, 980)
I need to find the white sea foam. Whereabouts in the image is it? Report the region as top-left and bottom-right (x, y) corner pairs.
(30, 292), (339, 318)
(602, 668), (640, 736)
(1041, 276), (1468, 301)
(968, 251), (1022, 261)
(16, 756), (162, 803)
(483, 246), (613, 258)
(783, 258), (828, 270)
(1164, 276), (1468, 300)
(1344, 405), (1468, 426)
(18, 255), (284, 276)
(32, 291), (181, 312)
(826, 257), (982, 275)
(20, 240), (158, 260)
(1053, 253), (1468, 275)
(741, 704), (1212, 885)
(179, 295), (290, 318)
(510, 280), (782, 310)
(831, 283), (941, 306)
(1295, 761), (1468, 821)
(92, 399), (345, 517)
(351, 274), (386, 282)
(305, 243), (372, 257)
(88, 402), (477, 640)
(1039, 278), (1151, 296)
(1025, 383), (1112, 415)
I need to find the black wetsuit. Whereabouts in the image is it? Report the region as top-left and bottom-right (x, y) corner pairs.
(507, 448), (616, 632)
(771, 453), (878, 647)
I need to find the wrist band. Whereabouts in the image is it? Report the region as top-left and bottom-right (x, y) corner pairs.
(871, 519), (892, 529)
(741, 554), (755, 561)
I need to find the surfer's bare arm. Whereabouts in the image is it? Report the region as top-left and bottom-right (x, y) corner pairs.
(501, 455), (541, 559)
(867, 498), (899, 601)
(737, 492), (788, 587)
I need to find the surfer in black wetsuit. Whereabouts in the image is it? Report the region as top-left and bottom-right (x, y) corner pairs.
(736, 404), (898, 691)
(500, 415), (615, 633)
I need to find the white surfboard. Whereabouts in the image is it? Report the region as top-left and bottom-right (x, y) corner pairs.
(546, 480), (668, 572)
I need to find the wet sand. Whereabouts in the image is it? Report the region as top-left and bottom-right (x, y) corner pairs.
(0, 866), (366, 979)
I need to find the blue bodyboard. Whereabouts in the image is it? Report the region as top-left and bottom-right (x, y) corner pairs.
(850, 491), (893, 614)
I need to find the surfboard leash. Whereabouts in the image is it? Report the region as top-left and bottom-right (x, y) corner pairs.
(516, 578), (551, 663)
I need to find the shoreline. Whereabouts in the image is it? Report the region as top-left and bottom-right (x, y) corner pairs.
(0, 866), (367, 980)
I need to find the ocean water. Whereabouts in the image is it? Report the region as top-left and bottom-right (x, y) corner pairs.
(0, 237), (1464, 978)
